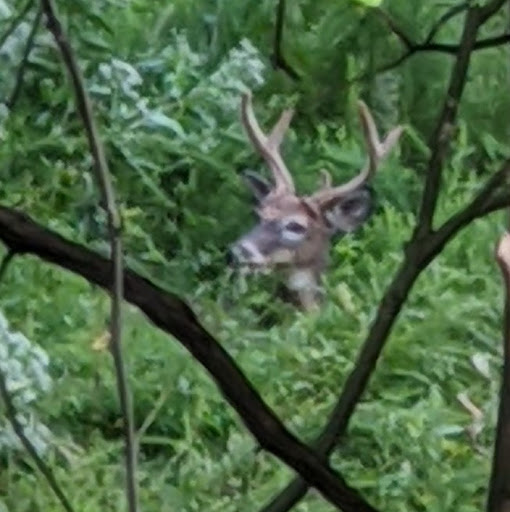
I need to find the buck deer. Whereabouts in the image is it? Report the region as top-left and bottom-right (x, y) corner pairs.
(226, 91), (403, 310)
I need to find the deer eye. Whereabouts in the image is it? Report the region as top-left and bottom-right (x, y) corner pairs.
(281, 221), (307, 243)
(284, 221), (307, 234)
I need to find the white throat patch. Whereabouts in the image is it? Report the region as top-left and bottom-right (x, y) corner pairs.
(287, 269), (317, 291)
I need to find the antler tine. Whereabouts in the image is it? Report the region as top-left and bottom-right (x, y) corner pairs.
(241, 91), (295, 193)
(310, 100), (403, 207)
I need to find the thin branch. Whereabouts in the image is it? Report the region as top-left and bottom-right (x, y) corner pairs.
(0, 375), (75, 512)
(416, 5), (496, 234)
(0, 252), (75, 512)
(376, 8), (414, 49)
(6, 5), (42, 110)
(486, 233), (510, 512)
(369, 2), (509, 79)
(0, 0), (34, 51)
(0, 205), (379, 512)
(39, 1), (137, 511)
(424, 2), (469, 44)
(366, 33), (510, 79)
(271, 0), (300, 81)
(486, 3), (510, 507)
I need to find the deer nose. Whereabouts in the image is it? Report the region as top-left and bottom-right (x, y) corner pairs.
(227, 242), (262, 266)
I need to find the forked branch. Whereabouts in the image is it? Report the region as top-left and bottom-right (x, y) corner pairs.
(370, 1), (509, 77)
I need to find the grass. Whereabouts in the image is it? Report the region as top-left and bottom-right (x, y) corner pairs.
(0, 165), (505, 512)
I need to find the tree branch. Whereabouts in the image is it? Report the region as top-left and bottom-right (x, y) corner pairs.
(0, 374), (75, 512)
(0, 0), (34, 51)
(424, 2), (469, 44)
(376, 8), (414, 49)
(486, 3), (510, 506)
(271, 0), (300, 81)
(0, 252), (75, 512)
(371, 2), (509, 78)
(0, 204), (379, 512)
(40, 1), (137, 511)
(486, 233), (510, 512)
(416, 4), (499, 234)
(6, 4), (42, 110)
(259, 174), (510, 511)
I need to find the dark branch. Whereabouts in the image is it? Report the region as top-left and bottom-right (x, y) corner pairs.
(416, 5), (496, 234)
(486, 1), (510, 505)
(376, 8), (414, 49)
(271, 0), (300, 81)
(6, 5), (42, 110)
(0, 0), (34, 51)
(0, 374), (75, 512)
(486, 233), (510, 512)
(259, 125), (510, 512)
(417, 33), (510, 55)
(369, 33), (510, 78)
(0, 204), (379, 512)
(371, 2), (509, 78)
(40, 0), (137, 510)
(424, 2), (469, 44)
(0, 252), (75, 512)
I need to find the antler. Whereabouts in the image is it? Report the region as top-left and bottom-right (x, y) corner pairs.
(310, 101), (403, 208)
(241, 91), (296, 194)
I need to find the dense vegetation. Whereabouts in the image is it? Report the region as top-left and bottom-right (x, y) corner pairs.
(0, 0), (509, 511)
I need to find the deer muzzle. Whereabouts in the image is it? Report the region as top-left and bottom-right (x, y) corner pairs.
(227, 221), (289, 270)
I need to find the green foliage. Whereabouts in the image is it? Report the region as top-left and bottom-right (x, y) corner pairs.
(0, 0), (508, 511)
(0, 310), (53, 455)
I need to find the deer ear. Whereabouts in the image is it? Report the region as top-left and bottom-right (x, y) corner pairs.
(242, 170), (272, 203)
(320, 186), (374, 234)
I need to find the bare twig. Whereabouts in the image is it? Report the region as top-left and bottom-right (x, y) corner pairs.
(424, 2), (469, 44)
(486, 3), (510, 506)
(0, 375), (75, 512)
(416, 3), (504, 234)
(0, 204), (379, 512)
(487, 233), (510, 512)
(373, 33), (510, 77)
(39, 1), (137, 511)
(376, 8), (414, 49)
(271, 0), (300, 81)
(369, 2), (509, 79)
(0, 0), (34, 51)
(0, 252), (75, 512)
(6, 4), (42, 109)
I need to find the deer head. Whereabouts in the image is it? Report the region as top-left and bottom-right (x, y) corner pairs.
(227, 91), (403, 310)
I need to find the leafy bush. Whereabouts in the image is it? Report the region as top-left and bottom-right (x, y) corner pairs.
(0, 310), (53, 455)
(0, 0), (508, 511)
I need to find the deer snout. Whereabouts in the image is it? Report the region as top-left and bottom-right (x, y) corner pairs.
(227, 240), (266, 267)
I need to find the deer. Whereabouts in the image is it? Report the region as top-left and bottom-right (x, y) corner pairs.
(226, 91), (403, 311)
